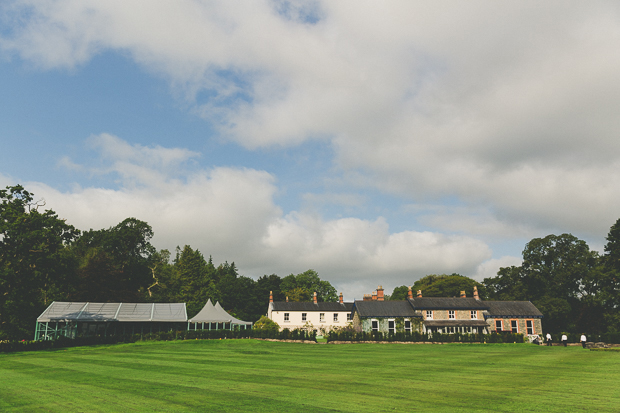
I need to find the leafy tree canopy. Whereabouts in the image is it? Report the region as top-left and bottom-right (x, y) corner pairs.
(280, 270), (337, 302)
(412, 273), (488, 299)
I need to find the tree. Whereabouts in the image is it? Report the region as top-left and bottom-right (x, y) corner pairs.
(253, 315), (279, 331)
(412, 274), (488, 299)
(389, 285), (410, 301)
(280, 270), (337, 302)
(70, 218), (156, 302)
(0, 185), (79, 339)
(484, 233), (599, 334)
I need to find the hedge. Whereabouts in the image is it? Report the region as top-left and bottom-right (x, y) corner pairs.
(0, 329), (317, 354)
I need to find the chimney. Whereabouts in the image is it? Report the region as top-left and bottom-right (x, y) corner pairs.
(377, 286), (384, 301)
(473, 286), (480, 300)
(407, 286), (413, 299)
(363, 294), (372, 301)
(339, 292), (344, 304)
(269, 291), (273, 303)
(313, 291), (318, 304)
(417, 290), (422, 298)
(286, 296), (289, 302)
(460, 290), (466, 298)
(372, 291), (377, 301)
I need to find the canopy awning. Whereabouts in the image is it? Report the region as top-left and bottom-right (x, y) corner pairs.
(189, 299), (252, 325)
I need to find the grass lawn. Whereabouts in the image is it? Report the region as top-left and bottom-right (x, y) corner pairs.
(1, 340), (618, 412)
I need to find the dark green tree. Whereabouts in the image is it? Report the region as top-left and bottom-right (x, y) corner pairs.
(280, 270), (337, 302)
(0, 185), (79, 339)
(389, 285), (410, 301)
(484, 233), (599, 334)
(413, 274), (488, 299)
(70, 218), (156, 302)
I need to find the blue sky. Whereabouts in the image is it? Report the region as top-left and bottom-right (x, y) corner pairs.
(2, 1), (620, 300)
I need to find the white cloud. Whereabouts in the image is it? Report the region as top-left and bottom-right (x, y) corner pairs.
(473, 256), (523, 282)
(17, 136), (491, 297)
(3, 2), (620, 290)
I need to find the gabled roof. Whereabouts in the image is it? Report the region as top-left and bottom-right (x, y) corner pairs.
(37, 302), (187, 322)
(408, 297), (489, 310)
(353, 300), (420, 318)
(189, 299), (252, 325)
(484, 301), (543, 318)
(271, 302), (354, 312)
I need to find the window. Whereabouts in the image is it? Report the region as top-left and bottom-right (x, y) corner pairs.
(333, 313), (339, 322)
(426, 310), (433, 319)
(320, 313), (325, 322)
(526, 320), (534, 335)
(470, 310), (477, 319)
(405, 319), (411, 332)
(511, 320), (518, 333)
(495, 320), (502, 331)
(388, 320), (395, 333)
(449, 310), (455, 319)
(302, 313), (307, 322)
(371, 320), (379, 331)
(347, 313), (352, 321)
(284, 313), (289, 322)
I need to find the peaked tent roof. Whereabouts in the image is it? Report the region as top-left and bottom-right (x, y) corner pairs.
(189, 299), (252, 325)
(37, 302), (187, 322)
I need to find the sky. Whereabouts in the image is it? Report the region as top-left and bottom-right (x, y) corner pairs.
(2, 1), (620, 301)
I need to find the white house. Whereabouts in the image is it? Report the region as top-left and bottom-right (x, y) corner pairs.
(267, 292), (353, 333)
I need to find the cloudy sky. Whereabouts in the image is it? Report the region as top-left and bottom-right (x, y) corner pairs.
(2, 1), (620, 300)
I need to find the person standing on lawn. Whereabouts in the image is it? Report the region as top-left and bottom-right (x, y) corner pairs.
(546, 333), (553, 346)
(580, 334), (587, 348)
(561, 334), (568, 347)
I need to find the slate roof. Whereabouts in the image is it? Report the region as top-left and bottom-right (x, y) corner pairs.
(37, 302), (188, 322)
(353, 300), (420, 318)
(271, 302), (354, 312)
(424, 319), (489, 327)
(408, 297), (489, 310)
(484, 301), (543, 318)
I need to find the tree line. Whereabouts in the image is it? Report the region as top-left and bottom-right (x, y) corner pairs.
(0, 185), (336, 340)
(2, 184), (619, 339)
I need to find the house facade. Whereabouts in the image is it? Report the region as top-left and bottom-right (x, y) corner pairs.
(267, 292), (354, 333)
(351, 286), (543, 338)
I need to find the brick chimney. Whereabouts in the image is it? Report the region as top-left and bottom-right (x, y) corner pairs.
(313, 292), (318, 304)
(269, 291), (273, 303)
(460, 290), (466, 298)
(417, 290), (422, 298)
(339, 292), (344, 304)
(363, 294), (372, 301)
(377, 286), (384, 301)
(286, 296), (289, 302)
(407, 286), (413, 299)
(372, 291), (377, 300)
(473, 286), (480, 300)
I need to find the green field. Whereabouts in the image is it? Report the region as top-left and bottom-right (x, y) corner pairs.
(1, 340), (618, 412)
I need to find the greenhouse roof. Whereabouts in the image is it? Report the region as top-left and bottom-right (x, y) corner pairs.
(37, 302), (188, 323)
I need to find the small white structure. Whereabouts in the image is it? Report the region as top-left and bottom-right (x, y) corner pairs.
(267, 292), (353, 333)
